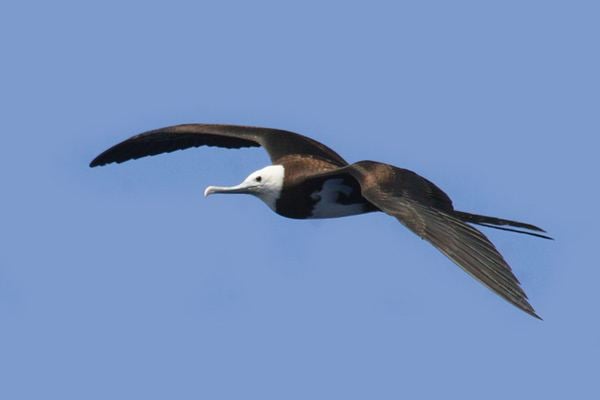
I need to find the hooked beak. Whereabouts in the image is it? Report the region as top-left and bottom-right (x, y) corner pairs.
(204, 182), (257, 197)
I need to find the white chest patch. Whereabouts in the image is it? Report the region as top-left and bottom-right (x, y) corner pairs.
(309, 178), (365, 219)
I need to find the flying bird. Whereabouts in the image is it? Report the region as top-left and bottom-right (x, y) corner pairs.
(90, 124), (550, 319)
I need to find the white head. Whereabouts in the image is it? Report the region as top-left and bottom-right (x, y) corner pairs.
(204, 165), (285, 210)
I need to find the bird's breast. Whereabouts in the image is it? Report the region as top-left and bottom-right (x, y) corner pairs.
(275, 177), (375, 219)
(307, 178), (370, 219)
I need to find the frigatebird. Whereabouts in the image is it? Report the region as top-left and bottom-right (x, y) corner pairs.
(90, 124), (550, 319)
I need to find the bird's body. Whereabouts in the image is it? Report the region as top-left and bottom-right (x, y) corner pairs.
(91, 124), (550, 319)
(258, 155), (376, 219)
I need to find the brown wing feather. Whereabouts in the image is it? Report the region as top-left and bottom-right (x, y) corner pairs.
(345, 161), (540, 319)
(90, 124), (348, 167)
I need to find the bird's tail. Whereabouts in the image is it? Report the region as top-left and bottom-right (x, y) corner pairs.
(453, 211), (553, 240)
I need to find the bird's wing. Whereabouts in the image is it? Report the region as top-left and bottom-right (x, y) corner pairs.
(90, 124), (348, 167)
(313, 161), (539, 319)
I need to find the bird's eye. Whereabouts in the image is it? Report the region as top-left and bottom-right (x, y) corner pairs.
(255, 176), (262, 182)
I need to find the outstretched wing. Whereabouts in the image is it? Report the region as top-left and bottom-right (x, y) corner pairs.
(90, 124), (348, 167)
(335, 161), (540, 319)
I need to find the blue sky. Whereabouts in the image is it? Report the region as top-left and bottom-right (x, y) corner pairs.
(1, 1), (598, 399)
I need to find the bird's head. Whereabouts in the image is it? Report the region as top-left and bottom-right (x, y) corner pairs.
(204, 165), (285, 210)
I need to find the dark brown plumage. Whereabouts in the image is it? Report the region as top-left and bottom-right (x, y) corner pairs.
(91, 123), (550, 319)
(90, 124), (348, 167)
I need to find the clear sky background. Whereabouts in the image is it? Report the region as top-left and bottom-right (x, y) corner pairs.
(1, 1), (598, 399)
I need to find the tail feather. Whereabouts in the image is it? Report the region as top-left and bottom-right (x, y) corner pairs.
(454, 211), (552, 240)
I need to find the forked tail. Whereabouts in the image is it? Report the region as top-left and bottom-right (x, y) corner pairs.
(453, 211), (553, 240)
